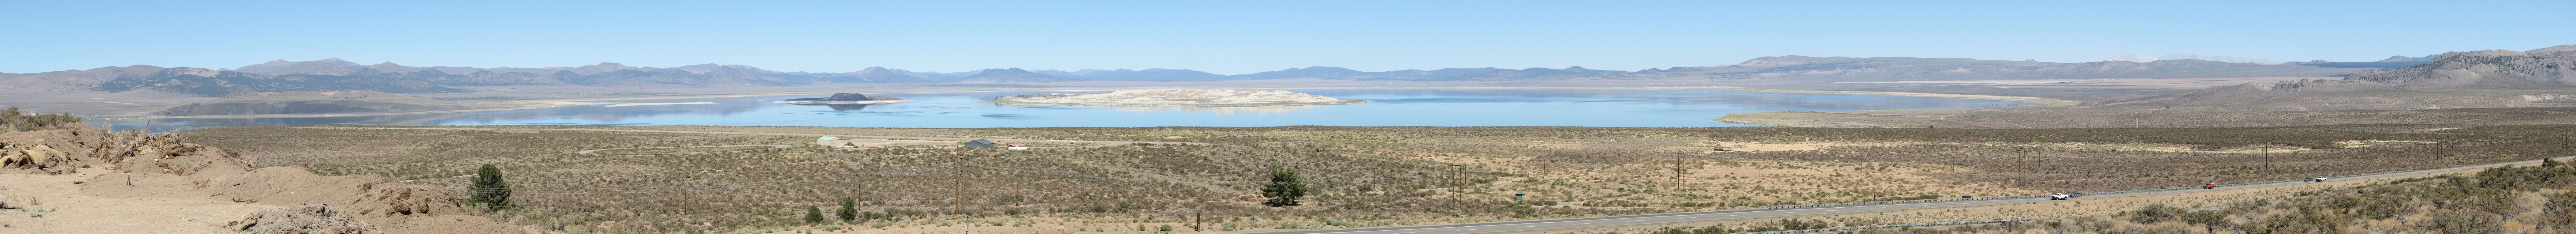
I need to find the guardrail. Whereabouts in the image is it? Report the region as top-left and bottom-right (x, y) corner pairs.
(1767, 167), (2442, 209)
(1725, 219), (2029, 234)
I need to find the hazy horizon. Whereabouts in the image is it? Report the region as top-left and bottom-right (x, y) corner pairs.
(6, 0), (2571, 74)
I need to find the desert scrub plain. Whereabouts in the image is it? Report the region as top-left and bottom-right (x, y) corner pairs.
(175, 124), (2576, 233)
(1609, 161), (2576, 234)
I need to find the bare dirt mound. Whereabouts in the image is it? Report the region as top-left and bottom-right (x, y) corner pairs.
(230, 204), (370, 234)
(0, 127), (519, 234)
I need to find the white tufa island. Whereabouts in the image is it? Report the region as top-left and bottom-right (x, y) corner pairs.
(984, 89), (1369, 106)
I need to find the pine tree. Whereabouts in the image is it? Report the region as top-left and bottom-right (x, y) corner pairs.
(468, 164), (513, 211)
(805, 206), (826, 223)
(1260, 167), (1308, 207)
(837, 197), (858, 222)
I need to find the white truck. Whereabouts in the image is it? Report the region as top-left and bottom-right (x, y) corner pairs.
(2048, 193), (2071, 200)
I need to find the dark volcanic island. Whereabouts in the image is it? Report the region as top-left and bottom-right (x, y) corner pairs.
(773, 93), (911, 105)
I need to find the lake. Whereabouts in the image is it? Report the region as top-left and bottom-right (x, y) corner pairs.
(97, 89), (2029, 132)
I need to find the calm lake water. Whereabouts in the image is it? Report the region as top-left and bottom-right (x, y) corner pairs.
(98, 89), (2028, 132)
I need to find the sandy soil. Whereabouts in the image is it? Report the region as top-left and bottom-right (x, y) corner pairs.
(0, 170), (283, 233)
(0, 128), (526, 234)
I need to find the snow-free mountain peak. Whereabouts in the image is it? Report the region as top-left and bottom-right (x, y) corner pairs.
(2098, 53), (2158, 63)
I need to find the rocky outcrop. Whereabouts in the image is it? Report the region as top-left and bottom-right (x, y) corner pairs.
(0, 143), (74, 174)
(231, 204), (372, 234)
(156, 91), (474, 116)
(985, 89), (1368, 106)
(774, 93), (910, 104)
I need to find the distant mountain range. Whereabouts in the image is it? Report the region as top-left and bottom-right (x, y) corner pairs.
(2096, 53), (2279, 64)
(0, 52), (2435, 97)
(2048, 45), (2576, 113)
(1621, 55), (2375, 81)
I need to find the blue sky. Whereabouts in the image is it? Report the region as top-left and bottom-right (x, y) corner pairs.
(4, 0), (2570, 74)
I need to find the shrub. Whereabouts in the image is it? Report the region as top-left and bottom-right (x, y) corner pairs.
(805, 206), (825, 223)
(2121, 203), (2185, 224)
(837, 198), (857, 222)
(1260, 167), (1308, 207)
(467, 164), (513, 211)
(0, 107), (79, 132)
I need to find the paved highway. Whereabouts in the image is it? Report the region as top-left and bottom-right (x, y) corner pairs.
(1253, 156), (2576, 234)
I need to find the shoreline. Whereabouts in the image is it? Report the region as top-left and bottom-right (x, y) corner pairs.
(82, 86), (2068, 120)
(772, 99), (912, 105)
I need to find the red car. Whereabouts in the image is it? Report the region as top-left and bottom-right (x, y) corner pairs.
(2202, 183), (2217, 189)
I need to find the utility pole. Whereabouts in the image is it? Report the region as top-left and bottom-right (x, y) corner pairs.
(1447, 164), (1466, 205)
(1189, 207), (1204, 232)
(1670, 153), (1688, 189)
(951, 156), (970, 234)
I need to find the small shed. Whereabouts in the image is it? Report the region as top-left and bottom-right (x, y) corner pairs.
(963, 139), (997, 149)
(1005, 144), (1030, 150)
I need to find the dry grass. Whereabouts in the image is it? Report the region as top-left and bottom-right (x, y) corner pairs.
(592, 146), (785, 155)
(172, 124), (2576, 233)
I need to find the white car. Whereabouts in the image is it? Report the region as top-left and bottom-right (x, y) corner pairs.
(2047, 193), (2070, 200)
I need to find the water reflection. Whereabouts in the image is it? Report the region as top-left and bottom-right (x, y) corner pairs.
(1105, 105), (1326, 115)
(784, 103), (876, 111)
(96, 89), (2030, 133)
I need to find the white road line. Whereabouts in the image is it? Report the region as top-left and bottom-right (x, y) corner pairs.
(1678, 217), (1698, 219)
(1826, 210), (1841, 211)
(1625, 220), (1643, 222)
(1872, 207), (1887, 209)
(1729, 215), (1746, 216)
(1456, 229), (1477, 231)
(1514, 226), (1536, 228)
